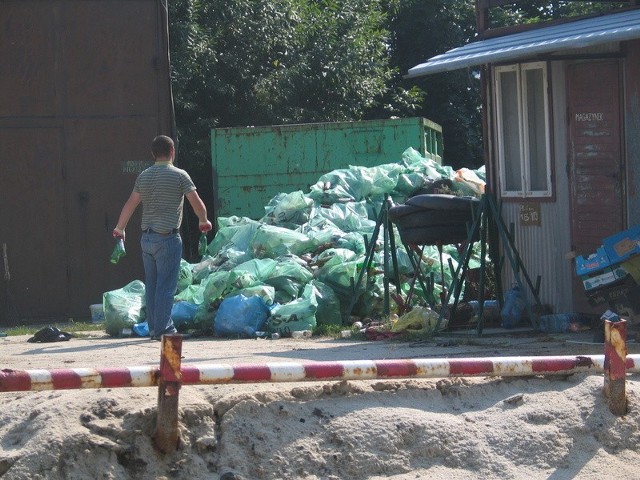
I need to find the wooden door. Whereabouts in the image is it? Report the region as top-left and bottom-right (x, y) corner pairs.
(567, 60), (624, 314)
(0, 128), (68, 322)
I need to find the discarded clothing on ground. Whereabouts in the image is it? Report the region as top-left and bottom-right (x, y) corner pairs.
(27, 327), (73, 343)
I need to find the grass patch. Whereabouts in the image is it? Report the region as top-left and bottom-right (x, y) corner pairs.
(313, 323), (350, 338)
(2, 322), (103, 337)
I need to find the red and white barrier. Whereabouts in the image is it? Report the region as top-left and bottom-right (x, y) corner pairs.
(1, 355), (638, 393)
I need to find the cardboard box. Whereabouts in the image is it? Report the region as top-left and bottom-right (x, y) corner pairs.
(581, 265), (628, 291)
(586, 275), (635, 307)
(575, 246), (612, 276)
(603, 224), (640, 264)
(584, 274), (639, 326)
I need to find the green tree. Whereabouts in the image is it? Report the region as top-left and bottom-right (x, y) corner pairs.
(488, 1), (630, 28)
(252, 0), (397, 123)
(384, 0), (482, 168)
(168, 0), (411, 254)
(170, 0), (405, 133)
(384, 0), (627, 168)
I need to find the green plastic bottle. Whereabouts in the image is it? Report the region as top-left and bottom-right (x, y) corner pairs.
(110, 238), (126, 264)
(198, 232), (208, 257)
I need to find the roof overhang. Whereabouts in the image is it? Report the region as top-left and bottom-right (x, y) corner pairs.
(406, 9), (640, 78)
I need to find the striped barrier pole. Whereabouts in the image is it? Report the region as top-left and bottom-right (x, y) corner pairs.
(0, 354), (639, 392)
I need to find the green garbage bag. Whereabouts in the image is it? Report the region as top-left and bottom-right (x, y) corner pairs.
(308, 164), (403, 203)
(314, 254), (366, 298)
(401, 147), (445, 180)
(309, 280), (342, 325)
(261, 190), (314, 227)
(394, 171), (430, 196)
(403, 147), (456, 179)
(103, 280), (146, 337)
(315, 248), (358, 266)
(232, 258), (278, 282)
(251, 224), (312, 258)
(335, 232), (367, 255)
(201, 270), (232, 304)
(316, 202), (375, 234)
(235, 284), (276, 305)
(190, 256), (217, 284)
(265, 284), (318, 335)
(175, 283), (205, 305)
(263, 260), (314, 304)
(177, 259), (193, 294)
(208, 217), (260, 256)
(303, 219), (366, 255)
(227, 270), (261, 292)
(192, 301), (217, 335)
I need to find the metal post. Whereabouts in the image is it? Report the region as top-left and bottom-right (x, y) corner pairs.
(154, 334), (183, 453)
(383, 199), (390, 316)
(603, 319), (627, 416)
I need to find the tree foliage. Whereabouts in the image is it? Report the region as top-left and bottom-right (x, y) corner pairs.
(385, 0), (482, 168)
(169, 0), (421, 254)
(169, 0), (630, 175)
(168, 0), (631, 255)
(169, 0), (409, 137)
(489, 1), (630, 27)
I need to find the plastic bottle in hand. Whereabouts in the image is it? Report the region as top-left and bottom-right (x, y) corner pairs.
(110, 238), (126, 264)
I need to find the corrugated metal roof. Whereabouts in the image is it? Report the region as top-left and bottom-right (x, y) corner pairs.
(406, 9), (640, 78)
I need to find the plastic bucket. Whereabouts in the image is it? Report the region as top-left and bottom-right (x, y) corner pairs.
(89, 304), (105, 323)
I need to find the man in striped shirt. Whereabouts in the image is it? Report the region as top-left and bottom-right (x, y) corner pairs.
(113, 135), (212, 340)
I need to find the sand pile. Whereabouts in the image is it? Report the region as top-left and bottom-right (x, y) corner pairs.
(0, 373), (638, 479)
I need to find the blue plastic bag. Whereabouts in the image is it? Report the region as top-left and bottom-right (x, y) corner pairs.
(214, 294), (270, 337)
(538, 314), (570, 333)
(132, 321), (149, 337)
(171, 301), (198, 329)
(500, 285), (525, 328)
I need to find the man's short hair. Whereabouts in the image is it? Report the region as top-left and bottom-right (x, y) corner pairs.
(151, 135), (174, 158)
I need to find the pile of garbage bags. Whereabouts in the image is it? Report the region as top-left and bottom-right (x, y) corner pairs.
(103, 147), (487, 338)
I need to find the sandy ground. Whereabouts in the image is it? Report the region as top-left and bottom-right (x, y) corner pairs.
(0, 330), (639, 479)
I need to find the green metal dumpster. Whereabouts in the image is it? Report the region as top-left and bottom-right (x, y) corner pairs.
(210, 117), (443, 222)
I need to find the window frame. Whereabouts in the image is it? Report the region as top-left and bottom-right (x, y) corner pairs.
(494, 61), (553, 199)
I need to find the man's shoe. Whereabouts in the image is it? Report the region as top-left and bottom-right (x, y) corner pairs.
(151, 329), (180, 341)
